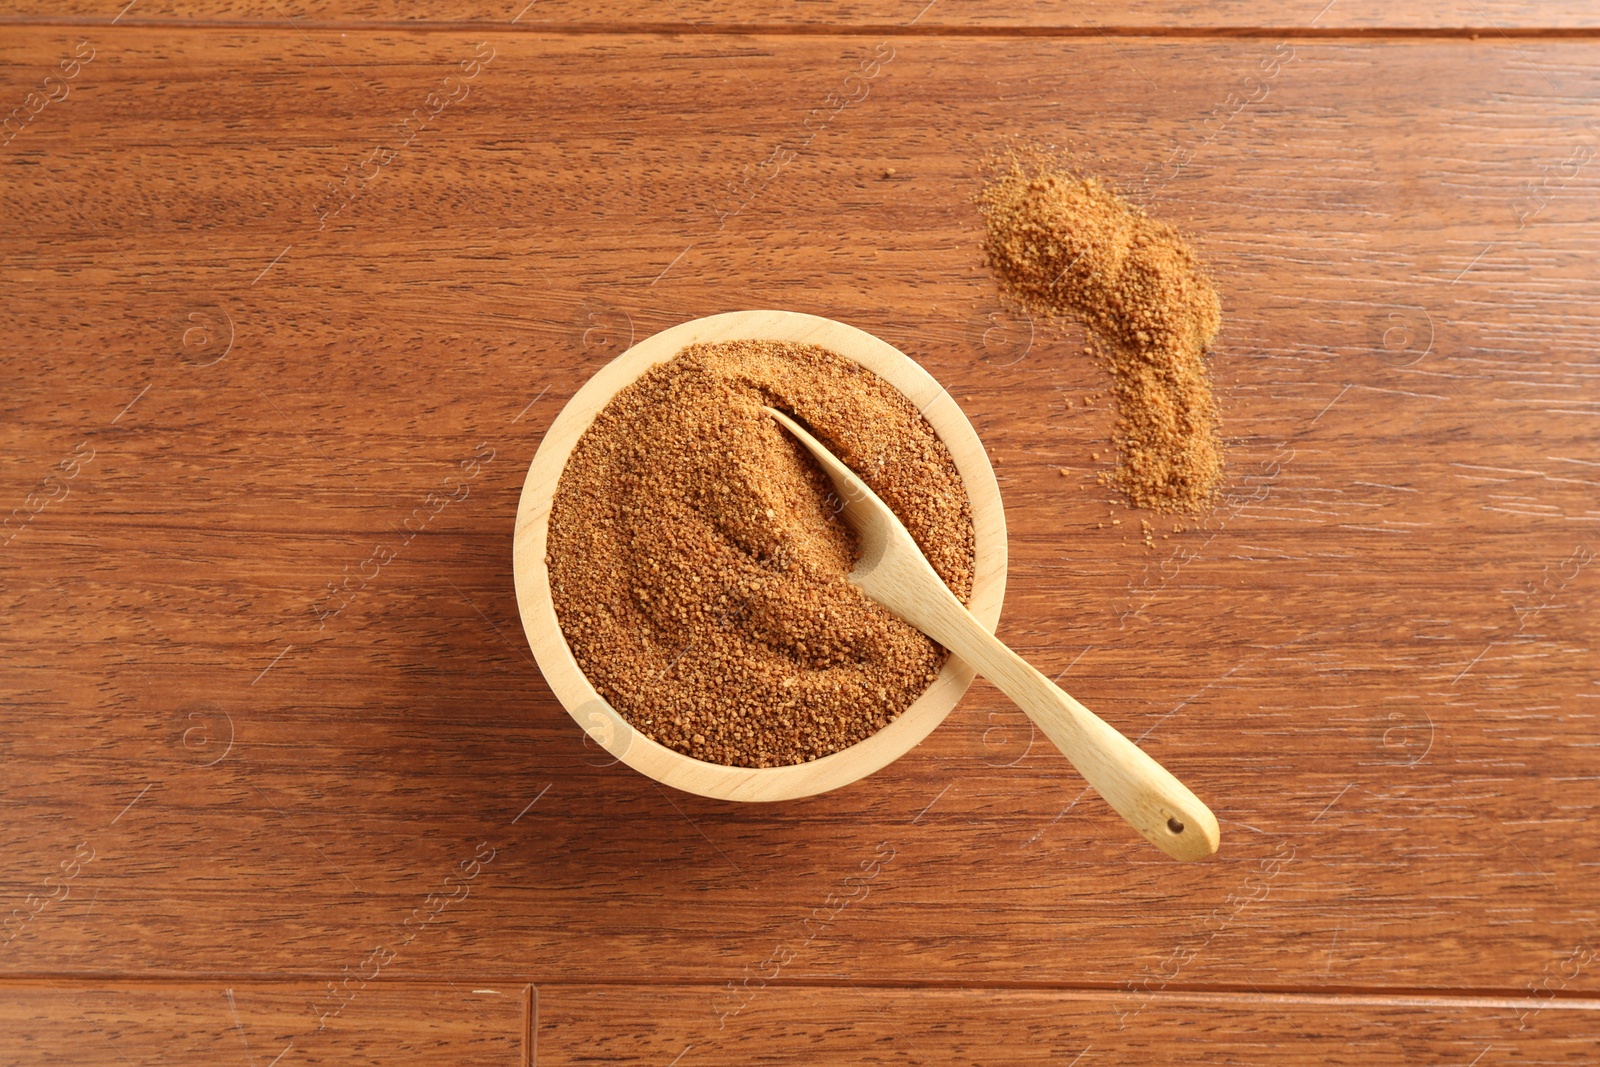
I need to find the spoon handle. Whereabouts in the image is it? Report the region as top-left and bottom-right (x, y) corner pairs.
(922, 607), (1220, 861)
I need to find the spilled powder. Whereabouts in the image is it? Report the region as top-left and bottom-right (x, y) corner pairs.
(978, 160), (1224, 512)
(546, 340), (975, 769)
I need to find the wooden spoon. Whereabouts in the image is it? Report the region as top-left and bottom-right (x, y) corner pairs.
(765, 407), (1220, 861)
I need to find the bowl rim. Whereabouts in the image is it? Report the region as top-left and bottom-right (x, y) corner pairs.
(511, 309), (1008, 801)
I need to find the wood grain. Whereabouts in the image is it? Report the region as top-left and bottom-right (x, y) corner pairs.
(3, 15), (1599, 1065)
(0, 982), (528, 1065)
(7, 1), (1600, 31)
(4, 983), (1599, 1065)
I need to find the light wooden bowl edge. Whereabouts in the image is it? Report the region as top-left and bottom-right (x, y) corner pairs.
(511, 310), (1008, 802)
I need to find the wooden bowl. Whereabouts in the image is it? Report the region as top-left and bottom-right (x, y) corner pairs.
(512, 310), (1007, 801)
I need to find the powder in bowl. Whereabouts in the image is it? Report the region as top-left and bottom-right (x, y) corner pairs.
(545, 339), (976, 769)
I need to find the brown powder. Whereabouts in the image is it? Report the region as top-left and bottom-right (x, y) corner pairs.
(546, 340), (975, 768)
(978, 160), (1224, 512)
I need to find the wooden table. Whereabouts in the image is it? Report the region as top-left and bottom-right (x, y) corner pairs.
(3, 2), (1598, 1063)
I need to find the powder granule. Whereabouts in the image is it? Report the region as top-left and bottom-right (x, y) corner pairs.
(978, 161), (1224, 512)
(546, 340), (975, 769)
